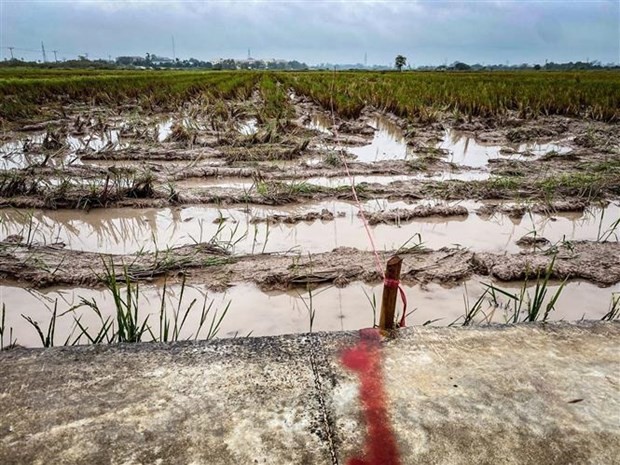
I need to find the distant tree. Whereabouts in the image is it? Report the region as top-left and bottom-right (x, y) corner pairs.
(534, 64), (541, 70)
(221, 59), (236, 70)
(395, 55), (407, 71)
(453, 61), (471, 71)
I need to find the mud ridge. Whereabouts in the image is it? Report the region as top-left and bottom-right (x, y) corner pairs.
(476, 200), (591, 219)
(1, 241), (618, 290)
(250, 209), (345, 225)
(362, 205), (468, 225)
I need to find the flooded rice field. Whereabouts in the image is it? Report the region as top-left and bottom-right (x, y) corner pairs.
(1, 85), (618, 348)
(1, 201), (617, 255)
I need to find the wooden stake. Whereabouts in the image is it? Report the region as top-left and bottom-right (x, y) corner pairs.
(379, 255), (403, 333)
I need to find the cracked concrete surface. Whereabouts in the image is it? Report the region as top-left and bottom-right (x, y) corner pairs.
(1, 322), (618, 464)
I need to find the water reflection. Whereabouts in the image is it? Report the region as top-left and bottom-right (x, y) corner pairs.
(347, 117), (409, 162)
(437, 129), (573, 168)
(0, 201), (616, 255)
(1, 279), (617, 347)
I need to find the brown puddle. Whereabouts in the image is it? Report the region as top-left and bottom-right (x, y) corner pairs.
(306, 114), (334, 134)
(0, 117), (205, 169)
(238, 119), (258, 136)
(0, 201), (617, 255)
(437, 129), (573, 168)
(315, 119), (572, 167)
(1, 279), (617, 347)
(0, 130), (130, 170)
(346, 117), (409, 162)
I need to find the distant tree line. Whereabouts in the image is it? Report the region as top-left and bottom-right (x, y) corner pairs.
(115, 54), (307, 70)
(0, 57), (116, 69)
(416, 60), (619, 71)
(0, 54), (308, 70)
(312, 60), (619, 72)
(1, 55), (617, 72)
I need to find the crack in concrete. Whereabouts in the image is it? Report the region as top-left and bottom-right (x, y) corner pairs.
(308, 336), (340, 465)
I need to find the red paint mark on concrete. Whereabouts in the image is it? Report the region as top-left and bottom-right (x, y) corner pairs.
(341, 329), (401, 465)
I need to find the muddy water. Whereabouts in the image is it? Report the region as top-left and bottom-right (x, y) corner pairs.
(0, 134), (77, 170)
(306, 114), (333, 134)
(157, 119), (174, 142)
(238, 119), (258, 136)
(347, 117), (409, 162)
(437, 129), (573, 168)
(1, 116), (211, 169)
(67, 130), (125, 152)
(177, 171), (490, 190)
(1, 279), (617, 348)
(1, 201), (617, 255)
(327, 119), (571, 167)
(0, 130), (128, 170)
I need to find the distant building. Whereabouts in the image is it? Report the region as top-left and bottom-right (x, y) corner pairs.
(150, 55), (174, 65)
(116, 56), (144, 65)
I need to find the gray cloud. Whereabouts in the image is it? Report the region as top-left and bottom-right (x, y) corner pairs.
(1, 0), (618, 65)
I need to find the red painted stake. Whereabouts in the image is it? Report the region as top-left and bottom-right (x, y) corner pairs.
(379, 255), (403, 334)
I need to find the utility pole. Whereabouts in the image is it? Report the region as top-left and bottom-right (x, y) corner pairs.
(171, 35), (176, 60)
(41, 41), (47, 63)
(8, 47), (14, 59)
(364, 52), (367, 67)
(52, 50), (58, 62)
(248, 48), (251, 59)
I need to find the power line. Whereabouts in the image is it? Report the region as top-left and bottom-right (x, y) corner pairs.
(1, 46), (40, 53)
(1, 45), (101, 60)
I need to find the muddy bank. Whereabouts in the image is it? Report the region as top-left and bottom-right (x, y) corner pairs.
(2, 173), (618, 210)
(363, 205), (468, 225)
(249, 204), (469, 226)
(2, 157), (475, 185)
(472, 240), (620, 285)
(249, 208), (344, 225)
(477, 199), (590, 219)
(1, 240), (618, 289)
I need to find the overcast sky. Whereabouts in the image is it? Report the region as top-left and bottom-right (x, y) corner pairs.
(1, 0), (618, 65)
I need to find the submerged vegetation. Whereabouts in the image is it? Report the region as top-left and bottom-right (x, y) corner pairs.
(12, 264), (231, 348)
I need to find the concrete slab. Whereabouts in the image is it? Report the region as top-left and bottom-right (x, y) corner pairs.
(1, 322), (619, 464)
